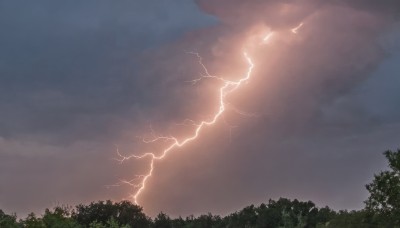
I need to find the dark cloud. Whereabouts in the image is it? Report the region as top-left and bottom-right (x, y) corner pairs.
(0, 0), (215, 216)
(341, 0), (400, 17)
(0, 0), (215, 142)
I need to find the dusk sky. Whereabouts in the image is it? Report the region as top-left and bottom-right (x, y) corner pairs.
(1, 0), (400, 218)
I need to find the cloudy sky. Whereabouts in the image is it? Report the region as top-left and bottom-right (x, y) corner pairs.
(1, 0), (400, 218)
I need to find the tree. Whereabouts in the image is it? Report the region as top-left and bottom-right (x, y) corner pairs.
(42, 206), (80, 228)
(365, 149), (400, 226)
(89, 217), (130, 228)
(0, 209), (19, 228)
(21, 213), (45, 228)
(193, 213), (222, 228)
(324, 210), (369, 228)
(315, 206), (336, 227)
(255, 203), (282, 228)
(73, 200), (151, 227)
(153, 212), (171, 228)
(171, 216), (186, 228)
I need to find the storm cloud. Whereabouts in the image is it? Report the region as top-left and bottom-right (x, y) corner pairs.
(0, 0), (399, 218)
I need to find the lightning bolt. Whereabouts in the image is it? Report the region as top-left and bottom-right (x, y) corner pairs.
(291, 22), (304, 34)
(114, 23), (304, 205)
(263, 32), (274, 42)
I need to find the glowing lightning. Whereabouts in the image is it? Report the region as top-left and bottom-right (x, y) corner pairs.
(263, 32), (274, 42)
(115, 24), (303, 205)
(116, 51), (254, 204)
(291, 22), (304, 34)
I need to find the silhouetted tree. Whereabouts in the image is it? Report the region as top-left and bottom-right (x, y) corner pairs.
(21, 213), (45, 228)
(73, 200), (151, 227)
(194, 213), (222, 228)
(88, 217), (130, 228)
(255, 202), (282, 227)
(42, 206), (80, 228)
(0, 209), (19, 228)
(171, 216), (186, 228)
(323, 210), (370, 228)
(365, 149), (400, 226)
(153, 212), (171, 228)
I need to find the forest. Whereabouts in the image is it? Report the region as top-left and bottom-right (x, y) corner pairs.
(1, 149), (399, 228)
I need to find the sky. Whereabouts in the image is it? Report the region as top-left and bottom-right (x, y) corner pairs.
(0, 0), (400, 218)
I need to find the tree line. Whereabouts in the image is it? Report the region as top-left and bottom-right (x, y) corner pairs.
(1, 149), (399, 228)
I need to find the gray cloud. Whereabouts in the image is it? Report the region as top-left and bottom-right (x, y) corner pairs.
(0, 0), (215, 216)
(0, 0), (215, 142)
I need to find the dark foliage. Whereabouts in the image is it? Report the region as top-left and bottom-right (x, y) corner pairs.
(365, 149), (400, 227)
(0, 209), (19, 228)
(73, 200), (151, 228)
